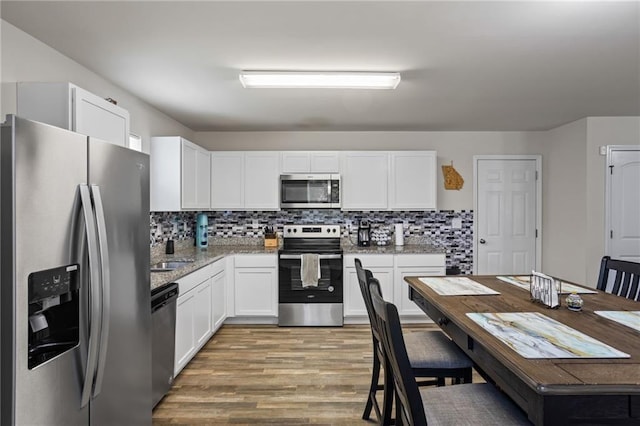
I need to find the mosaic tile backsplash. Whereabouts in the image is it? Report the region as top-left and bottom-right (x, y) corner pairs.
(150, 210), (474, 274)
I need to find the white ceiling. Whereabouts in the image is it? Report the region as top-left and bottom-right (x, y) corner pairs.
(2, 1), (639, 132)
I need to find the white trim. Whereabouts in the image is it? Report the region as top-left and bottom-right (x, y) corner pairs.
(473, 155), (542, 274)
(604, 145), (640, 256)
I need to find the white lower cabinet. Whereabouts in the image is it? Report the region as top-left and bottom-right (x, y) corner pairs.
(393, 254), (446, 316)
(211, 261), (227, 333)
(173, 265), (215, 376)
(175, 289), (196, 375)
(344, 253), (446, 319)
(343, 254), (394, 316)
(233, 254), (278, 316)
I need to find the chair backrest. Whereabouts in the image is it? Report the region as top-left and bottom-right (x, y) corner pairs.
(355, 258), (381, 337)
(369, 278), (427, 426)
(597, 256), (640, 301)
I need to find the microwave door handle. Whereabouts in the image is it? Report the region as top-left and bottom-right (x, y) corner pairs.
(79, 185), (102, 408)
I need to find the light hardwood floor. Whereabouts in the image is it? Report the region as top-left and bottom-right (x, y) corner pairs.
(152, 324), (441, 425)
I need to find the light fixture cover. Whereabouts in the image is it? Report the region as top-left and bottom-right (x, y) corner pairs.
(239, 71), (401, 89)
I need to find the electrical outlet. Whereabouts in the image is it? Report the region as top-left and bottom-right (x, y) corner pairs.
(452, 218), (462, 229)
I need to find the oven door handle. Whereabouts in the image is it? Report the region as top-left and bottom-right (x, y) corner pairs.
(279, 254), (342, 260)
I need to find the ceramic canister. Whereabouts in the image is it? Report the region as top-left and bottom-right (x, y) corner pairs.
(196, 213), (208, 248)
(394, 223), (404, 246)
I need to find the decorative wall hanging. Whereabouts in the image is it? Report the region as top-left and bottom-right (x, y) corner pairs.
(442, 161), (464, 190)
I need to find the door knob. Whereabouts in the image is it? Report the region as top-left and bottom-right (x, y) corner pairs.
(479, 239), (486, 244)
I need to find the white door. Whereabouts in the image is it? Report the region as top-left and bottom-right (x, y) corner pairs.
(475, 157), (540, 274)
(607, 147), (640, 262)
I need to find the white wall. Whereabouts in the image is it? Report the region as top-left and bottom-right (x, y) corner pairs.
(0, 20), (194, 152)
(195, 130), (542, 211)
(539, 116), (640, 286)
(538, 119), (588, 284)
(585, 117), (640, 284)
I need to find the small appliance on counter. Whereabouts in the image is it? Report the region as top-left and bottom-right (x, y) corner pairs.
(357, 220), (371, 247)
(196, 213), (208, 248)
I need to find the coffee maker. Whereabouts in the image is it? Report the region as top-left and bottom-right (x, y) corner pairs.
(357, 220), (371, 247)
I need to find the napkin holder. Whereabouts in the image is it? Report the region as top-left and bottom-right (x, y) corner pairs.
(530, 270), (561, 309)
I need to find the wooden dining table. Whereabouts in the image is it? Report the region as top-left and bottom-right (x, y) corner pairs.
(405, 275), (640, 426)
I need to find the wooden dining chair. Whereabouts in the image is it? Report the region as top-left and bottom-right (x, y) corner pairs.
(369, 278), (531, 426)
(355, 259), (473, 425)
(597, 256), (640, 301)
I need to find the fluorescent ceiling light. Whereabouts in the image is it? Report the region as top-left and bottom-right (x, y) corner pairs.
(239, 71), (401, 89)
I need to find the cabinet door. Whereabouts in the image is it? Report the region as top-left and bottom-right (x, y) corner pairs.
(150, 137), (182, 212)
(344, 266), (394, 316)
(245, 152), (280, 210)
(181, 141), (198, 209)
(281, 152), (311, 173)
(194, 279), (213, 349)
(341, 152), (389, 210)
(310, 152), (340, 173)
(394, 267), (445, 316)
(211, 270), (227, 332)
(389, 151), (437, 210)
(211, 152), (244, 209)
(175, 291), (196, 375)
(196, 149), (211, 208)
(73, 86), (130, 147)
(234, 268), (277, 316)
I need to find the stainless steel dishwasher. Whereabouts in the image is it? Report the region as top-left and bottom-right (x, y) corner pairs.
(151, 282), (179, 408)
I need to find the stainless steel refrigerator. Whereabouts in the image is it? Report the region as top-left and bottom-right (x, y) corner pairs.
(0, 116), (151, 425)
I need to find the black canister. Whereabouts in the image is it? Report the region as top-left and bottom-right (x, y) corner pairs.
(165, 239), (175, 254)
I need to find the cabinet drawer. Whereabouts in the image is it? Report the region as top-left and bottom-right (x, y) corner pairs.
(395, 254), (445, 268)
(234, 254), (277, 268)
(344, 254), (394, 268)
(176, 265), (211, 295)
(210, 256), (226, 276)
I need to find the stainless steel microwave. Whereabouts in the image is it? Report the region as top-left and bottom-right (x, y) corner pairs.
(280, 174), (341, 209)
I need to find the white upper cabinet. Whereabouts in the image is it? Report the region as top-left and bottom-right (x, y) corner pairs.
(245, 152), (280, 210)
(341, 151), (438, 211)
(150, 137), (210, 211)
(210, 152), (280, 211)
(210, 152), (244, 209)
(389, 151), (437, 210)
(17, 82), (130, 147)
(341, 152), (389, 210)
(281, 151), (340, 173)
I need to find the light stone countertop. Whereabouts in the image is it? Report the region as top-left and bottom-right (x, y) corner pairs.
(150, 238), (444, 291)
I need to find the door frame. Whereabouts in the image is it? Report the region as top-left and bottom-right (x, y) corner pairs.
(473, 155), (543, 274)
(604, 145), (640, 256)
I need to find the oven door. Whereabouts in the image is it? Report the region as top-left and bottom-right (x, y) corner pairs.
(278, 254), (343, 303)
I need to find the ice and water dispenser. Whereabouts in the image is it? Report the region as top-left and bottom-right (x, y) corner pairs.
(28, 264), (80, 369)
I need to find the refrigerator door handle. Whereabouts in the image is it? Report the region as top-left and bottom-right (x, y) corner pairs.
(79, 184), (102, 408)
(91, 184), (111, 398)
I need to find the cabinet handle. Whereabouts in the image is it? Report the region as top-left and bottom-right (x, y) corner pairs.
(479, 239), (486, 244)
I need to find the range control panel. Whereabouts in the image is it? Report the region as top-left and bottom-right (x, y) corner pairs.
(283, 225), (341, 238)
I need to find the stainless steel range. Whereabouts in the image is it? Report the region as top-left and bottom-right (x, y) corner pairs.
(278, 225), (343, 326)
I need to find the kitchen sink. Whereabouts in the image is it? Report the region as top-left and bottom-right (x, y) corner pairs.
(150, 260), (194, 272)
